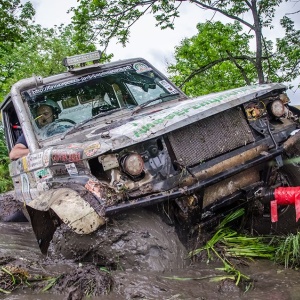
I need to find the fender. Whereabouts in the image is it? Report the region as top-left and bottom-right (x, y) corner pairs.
(26, 188), (106, 253)
(27, 187), (105, 234)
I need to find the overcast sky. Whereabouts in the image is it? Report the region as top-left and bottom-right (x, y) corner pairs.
(32, 0), (300, 104)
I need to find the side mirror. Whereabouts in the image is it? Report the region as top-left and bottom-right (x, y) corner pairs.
(142, 84), (149, 92)
(142, 83), (156, 92)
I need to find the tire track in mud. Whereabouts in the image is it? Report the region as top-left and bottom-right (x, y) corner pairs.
(0, 222), (42, 260)
(1, 212), (300, 299)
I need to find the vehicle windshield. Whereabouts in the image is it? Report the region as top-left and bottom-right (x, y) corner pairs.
(22, 62), (180, 141)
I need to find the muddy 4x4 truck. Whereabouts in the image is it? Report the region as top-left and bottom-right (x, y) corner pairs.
(2, 51), (300, 268)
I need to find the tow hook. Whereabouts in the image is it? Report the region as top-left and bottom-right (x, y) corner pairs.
(255, 187), (300, 222)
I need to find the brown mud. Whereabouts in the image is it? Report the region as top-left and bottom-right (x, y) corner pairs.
(0, 199), (300, 299)
(48, 209), (187, 272)
(0, 191), (27, 222)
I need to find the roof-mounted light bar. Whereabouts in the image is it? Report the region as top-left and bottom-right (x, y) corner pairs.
(62, 50), (102, 70)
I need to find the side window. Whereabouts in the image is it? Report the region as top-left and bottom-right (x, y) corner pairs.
(1, 99), (23, 151)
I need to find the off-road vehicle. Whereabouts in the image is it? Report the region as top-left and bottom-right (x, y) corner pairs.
(2, 51), (300, 264)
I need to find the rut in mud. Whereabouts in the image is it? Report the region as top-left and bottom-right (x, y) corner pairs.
(48, 208), (187, 272)
(1, 200), (300, 299)
(1, 223), (300, 300)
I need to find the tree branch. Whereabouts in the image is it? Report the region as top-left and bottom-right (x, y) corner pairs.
(286, 9), (300, 15)
(191, 0), (255, 30)
(226, 50), (251, 85)
(179, 55), (259, 88)
(282, 60), (300, 82)
(244, 0), (252, 9)
(261, 35), (273, 82)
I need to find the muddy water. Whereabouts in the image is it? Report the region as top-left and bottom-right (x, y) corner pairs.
(0, 222), (41, 259)
(1, 220), (300, 300)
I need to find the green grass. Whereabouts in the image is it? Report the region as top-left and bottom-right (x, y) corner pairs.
(188, 208), (300, 287)
(190, 207), (300, 283)
(274, 232), (300, 268)
(189, 208), (252, 285)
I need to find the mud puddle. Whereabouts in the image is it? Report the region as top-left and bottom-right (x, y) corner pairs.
(0, 222), (41, 260)
(0, 217), (300, 299)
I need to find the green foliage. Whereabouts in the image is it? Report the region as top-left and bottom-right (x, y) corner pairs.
(190, 209), (251, 285)
(167, 17), (300, 96)
(0, 0), (35, 45)
(191, 208), (300, 271)
(72, 0), (299, 89)
(42, 276), (61, 292)
(0, 23), (100, 99)
(167, 21), (256, 96)
(71, 0), (286, 47)
(0, 265), (30, 294)
(0, 1), (114, 100)
(190, 208), (245, 257)
(0, 1), (36, 193)
(273, 17), (300, 85)
(274, 232), (300, 268)
(0, 0), (35, 97)
(71, 0), (181, 49)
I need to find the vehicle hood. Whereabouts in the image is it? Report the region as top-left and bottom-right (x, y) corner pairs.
(86, 82), (286, 149)
(18, 83), (286, 170)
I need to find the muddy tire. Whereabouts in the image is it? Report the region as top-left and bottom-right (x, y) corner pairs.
(250, 163), (300, 235)
(48, 208), (188, 272)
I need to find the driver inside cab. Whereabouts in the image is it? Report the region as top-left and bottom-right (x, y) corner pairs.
(9, 99), (59, 160)
(36, 104), (54, 127)
(35, 99), (61, 129)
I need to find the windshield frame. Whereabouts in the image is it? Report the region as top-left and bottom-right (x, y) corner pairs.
(22, 60), (184, 142)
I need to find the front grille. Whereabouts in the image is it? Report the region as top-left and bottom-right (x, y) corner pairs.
(167, 107), (254, 166)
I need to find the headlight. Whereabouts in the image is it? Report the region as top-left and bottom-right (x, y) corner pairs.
(269, 100), (285, 118)
(123, 153), (144, 176)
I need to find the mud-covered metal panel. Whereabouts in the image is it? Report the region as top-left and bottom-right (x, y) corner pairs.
(168, 107), (254, 166)
(203, 167), (260, 207)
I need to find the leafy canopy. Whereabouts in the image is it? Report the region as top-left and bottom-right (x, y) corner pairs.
(71, 0), (285, 47)
(71, 0), (299, 86)
(0, 0), (35, 46)
(168, 17), (300, 96)
(168, 21), (256, 96)
(0, 23), (98, 99)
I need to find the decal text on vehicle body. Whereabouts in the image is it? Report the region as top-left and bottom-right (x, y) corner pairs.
(51, 149), (82, 163)
(30, 65), (133, 96)
(132, 85), (266, 137)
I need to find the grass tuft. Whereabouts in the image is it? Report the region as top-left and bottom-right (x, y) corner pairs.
(274, 232), (300, 268)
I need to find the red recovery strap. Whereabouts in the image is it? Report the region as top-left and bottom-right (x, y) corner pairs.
(270, 200), (278, 222)
(271, 187), (300, 222)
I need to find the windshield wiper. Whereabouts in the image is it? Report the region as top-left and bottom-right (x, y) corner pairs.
(131, 93), (180, 115)
(61, 108), (122, 140)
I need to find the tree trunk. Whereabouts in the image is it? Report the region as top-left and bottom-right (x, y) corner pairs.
(251, 0), (265, 83)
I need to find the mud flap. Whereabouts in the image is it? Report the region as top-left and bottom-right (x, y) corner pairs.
(26, 206), (57, 254)
(26, 188), (106, 253)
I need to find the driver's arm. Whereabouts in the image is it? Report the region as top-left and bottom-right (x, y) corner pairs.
(9, 143), (29, 160)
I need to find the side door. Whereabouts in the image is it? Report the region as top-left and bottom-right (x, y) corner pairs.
(1, 97), (39, 203)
